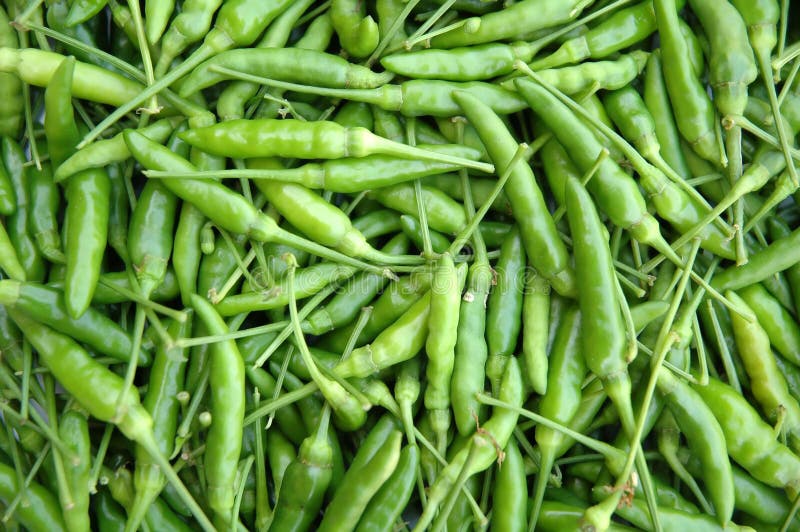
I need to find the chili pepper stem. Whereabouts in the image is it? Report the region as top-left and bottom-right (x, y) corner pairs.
(757, 53), (799, 188)
(78, 43), (215, 149)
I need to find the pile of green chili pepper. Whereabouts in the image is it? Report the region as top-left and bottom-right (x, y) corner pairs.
(2, 0), (800, 530)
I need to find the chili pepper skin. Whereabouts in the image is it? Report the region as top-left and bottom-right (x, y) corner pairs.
(48, 268), (180, 305)
(728, 291), (800, 441)
(58, 407), (92, 532)
(657, 369), (735, 525)
(0, 280), (149, 365)
(738, 283), (800, 365)
(2, 137), (46, 283)
(28, 161), (64, 264)
(267, 429), (297, 495)
(155, 0), (223, 76)
(687, 0), (756, 118)
(106, 467), (193, 532)
(318, 419), (403, 532)
(711, 226), (800, 293)
(269, 409), (334, 532)
(424, 253), (465, 444)
(0, 7), (21, 139)
(127, 180), (177, 298)
(215, 262), (358, 316)
(128, 315), (193, 532)
(452, 256), (494, 435)
(0, 219), (25, 282)
(654, 0), (721, 164)
(518, 51), (650, 95)
(381, 42), (540, 82)
(0, 460), (67, 531)
(532, 1), (661, 70)
(642, 50), (692, 179)
(537, 501), (636, 532)
(179, 119), (491, 174)
(515, 79), (677, 264)
(94, 488), (128, 532)
(145, 0), (174, 44)
(336, 291), (432, 379)
(331, 0), (379, 58)
(190, 295), (245, 521)
(65, 0), (108, 26)
(484, 226), (526, 394)
(0, 48), (151, 106)
(529, 305), (585, 527)
(354, 444), (419, 532)
(429, 0), (592, 49)
(694, 378), (800, 497)
(0, 156), (13, 216)
(321, 270), (433, 353)
(182, 48), (393, 96)
(54, 119), (178, 183)
(491, 438), (527, 532)
(400, 214), (451, 254)
(454, 89), (576, 296)
(369, 183), (467, 235)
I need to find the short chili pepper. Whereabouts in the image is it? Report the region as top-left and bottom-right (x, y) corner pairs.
(428, 0), (592, 49)
(0, 460), (67, 531)
(368, 182), (468, 235)
(154, 0), (223, 76)
(0, 6), (21, 139)
(354, 444), (419, 532)
(694, 377), (800, 498)
(531, 0), (668, 70)
(656, 368), (735, 525)
(331, 0), (379, 58)
(58, 406), (92, 532)
(27, 159), (64, 264)
(268, 405), (334, 532)
(738, 282), (800, 366)
(195, 144), (483, 193)
(317, 416), (403, 532)
(485, 226), (526, 393)
(727, 290), (800, 449)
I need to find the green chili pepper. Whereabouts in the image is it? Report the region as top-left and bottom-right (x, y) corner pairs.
(331, 0), (380, 58)
(0, 7), (22, 139)
(656, 368), (735, 525)
(531, 1), (664, 70)
(528, 304), (585, 528)
(183, 48), (393, 97)
(303, 234), (410, 335)
(318, 416), (403, 532)
(413, 357), (524, 531)
(425, 253), (466, 449)
(354, 444), (419, 532)
(484, 226), (526, 393)
(654, 0), (722, 164)
(127, 315), (193, 532)
(190, 295), (245, 522)
(27, 160), (64, 264)
(454, 89), (576, 296)
(491, 438), (527, 532)
(400, 214), (451, 254)
(269, 405), (334, 532)
(0, 460), (66, 531)
(738, 282), (800, 366)
(694, 377), (800, 497)
(155, 0), (223, 76)
(429, 0), (592, 49)
(0, 280), (149, 364)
